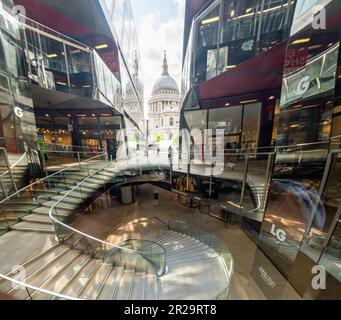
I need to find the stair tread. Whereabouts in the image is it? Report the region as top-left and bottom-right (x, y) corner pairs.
(131, 272), (145, 300)
(145, 275), (158, 300)
(114, 270), (134, 300)
(0, 245), (69, 293)
(32, 254), (91, 300)
(11, 250), (80, 300)
(21, 214), (52, 223)
(32, 206), (73, 217)
(63, 259), (101, 298)
(79, 263), (112, 300)
(96, 267), (124, 300)
(11, 221), (54, 233)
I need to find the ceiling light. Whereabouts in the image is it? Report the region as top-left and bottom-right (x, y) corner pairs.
(56, 81), (67, 86)
(291, 38), (311, 45)
(230, 9), (235, 18)
(47, 53), (58, 58)
(308, 44), (322, 50)
(269, 96), (275, 100)
(240, 99), (258, 104)
(95, 44), (109, 50)
(201, 16), (219, 25)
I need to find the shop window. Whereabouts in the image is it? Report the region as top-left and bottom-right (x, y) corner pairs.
(242, 102), (262, 150)
(208, 105), (242, 135)
(184, 110), (207, 132)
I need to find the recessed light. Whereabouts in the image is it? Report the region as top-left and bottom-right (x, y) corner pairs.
(95, 44), (108, 50)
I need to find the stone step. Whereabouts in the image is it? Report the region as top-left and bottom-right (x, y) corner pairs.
(11, 250), (80, 300)
(96, 267), (124, 300)
(62, 259), (101, 298)
(0, 245), (69, 293)
(79, 263), (112, 300)
(166, 252), (218, 267)
(21, 214), (52, 224)
(131, 272), (146, 300)
(145, 275), (159, 300)
(32, 254), (91, 300)
(114, 270), (134, 300)
(10, 221), (54, 233)
(31, 206), (73, 218)
(41, 201), (80, 210)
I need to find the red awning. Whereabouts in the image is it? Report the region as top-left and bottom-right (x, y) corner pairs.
(14, 0), (89, 35)
(198, 42), (287, 101)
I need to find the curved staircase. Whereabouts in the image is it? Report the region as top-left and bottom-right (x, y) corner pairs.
(0, 228), (231, 300)
(0, 157), (233, 300)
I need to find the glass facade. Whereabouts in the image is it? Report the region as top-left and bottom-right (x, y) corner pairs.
(99, 0), (144, 136)
(0, 0), (145, 157)
(258, 0), (341, 297)
(183, 0), (296, 88)
(182, 0), (341, 298)
(0, 1), (37, 153)
(184, 102), (263, 150)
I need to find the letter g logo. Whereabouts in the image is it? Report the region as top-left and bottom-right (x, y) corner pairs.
(297, 76), (310, 96)
(14, 106), (24, 118)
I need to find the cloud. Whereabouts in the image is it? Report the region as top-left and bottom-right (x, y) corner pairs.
(135, 0), (185, 116)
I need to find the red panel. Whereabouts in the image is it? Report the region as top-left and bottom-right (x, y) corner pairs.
(198, 43), (287, 101)
(14, 0), (89, 35)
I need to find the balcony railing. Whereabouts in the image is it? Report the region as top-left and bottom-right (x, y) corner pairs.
(19, 15), (123, 113)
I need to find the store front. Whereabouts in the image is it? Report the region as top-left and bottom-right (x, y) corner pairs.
(35, 111), (122, 154)
(183, 97), (279, 152)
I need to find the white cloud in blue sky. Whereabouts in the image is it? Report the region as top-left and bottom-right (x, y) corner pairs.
(131, 0), (185, 114)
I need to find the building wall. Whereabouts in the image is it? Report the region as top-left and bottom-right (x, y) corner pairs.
(0, 1), (37, 154)
(148, 89), (181, 142)
(259, 0), (341, 298)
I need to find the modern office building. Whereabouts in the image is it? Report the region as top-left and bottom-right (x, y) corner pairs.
(148, 52), (181, 143)
(3, 0), (144, 154)
(0, 0), (340, 301)
(180, 0), (341, 298)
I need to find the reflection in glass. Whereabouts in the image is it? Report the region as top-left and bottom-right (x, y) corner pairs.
(184, 110), (207, 132)
(208, 106), (242, 135)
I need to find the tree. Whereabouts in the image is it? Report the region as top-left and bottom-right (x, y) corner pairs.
(154, 133), (164, 143)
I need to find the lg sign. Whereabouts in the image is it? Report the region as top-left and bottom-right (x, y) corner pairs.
(14, 106), (24, 118)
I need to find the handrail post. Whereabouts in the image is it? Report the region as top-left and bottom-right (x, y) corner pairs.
(209, 162), (214, 197)
(0, 178), (8, 198)
(240, 155), (249, 206)
(186, 163), (190, 191)
(2, 149), (18, 193)
(169, 147), (173, 188)
(261, 153), (274, 210)
(77, 152), (81, 170)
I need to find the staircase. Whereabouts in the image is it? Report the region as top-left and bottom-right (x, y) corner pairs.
(0, 162), (28, 200)
(0, 163), (115, 235)
(0, 227), (231, 300)
(0, 231), (160, 300)
(0, 157), (233, 300)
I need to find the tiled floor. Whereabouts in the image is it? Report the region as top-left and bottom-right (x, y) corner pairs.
(75, 184), (301, 300)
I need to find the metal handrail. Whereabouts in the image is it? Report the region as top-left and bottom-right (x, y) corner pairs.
(158, 217), (233, 299)
(0, 153), (107, 205)
(0, 273), (80, 300)
(0, 152), (27, 179)
(19, 14), (90, 51)
(48, 161), (167, 277)
(0, 147), (18, 194)
(43, 143), (104, 152)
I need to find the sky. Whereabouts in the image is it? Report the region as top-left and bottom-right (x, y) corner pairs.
(130, 0), (186, 113)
